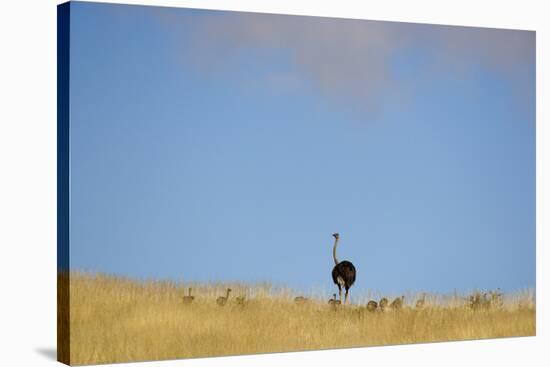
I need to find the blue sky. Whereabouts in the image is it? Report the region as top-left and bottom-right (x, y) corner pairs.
(67, 2), (535, 295)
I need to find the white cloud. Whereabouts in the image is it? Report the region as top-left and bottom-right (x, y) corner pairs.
(161, 10), (535, 112)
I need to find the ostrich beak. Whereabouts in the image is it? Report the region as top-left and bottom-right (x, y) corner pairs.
(332, 233), (339, 238)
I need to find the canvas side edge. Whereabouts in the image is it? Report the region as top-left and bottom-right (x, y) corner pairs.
(57, 2), (71, 365)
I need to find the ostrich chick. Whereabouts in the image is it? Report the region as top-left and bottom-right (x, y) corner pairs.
(182, 287), (195, 304)
(217, 288), (231, 306)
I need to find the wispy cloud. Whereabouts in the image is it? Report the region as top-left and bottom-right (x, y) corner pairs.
(159, 9), (535, 112)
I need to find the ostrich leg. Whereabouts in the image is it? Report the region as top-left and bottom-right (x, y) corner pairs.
(338, 284), (342, 303)
(344, 288), (349, 304)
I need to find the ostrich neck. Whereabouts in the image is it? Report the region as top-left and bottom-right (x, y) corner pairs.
(333, 237), (340, 265)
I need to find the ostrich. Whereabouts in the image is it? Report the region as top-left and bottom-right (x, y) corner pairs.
(469, 292), (488, 310)
(331, 233), (356, 304)
(182, 287), (195, 304)
(415, 293), (426, 309)
(390, 296), (405, 310)
(366, 300), (378, 312)
(216, 288), (231, 306)
(488, 289), (503, 309)
(328, 293), (341, 306)
(235, 295), (246, 305)
(379, 297), (389, 311)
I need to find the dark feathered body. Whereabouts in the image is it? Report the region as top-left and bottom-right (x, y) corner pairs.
(331, 261), (356, 290)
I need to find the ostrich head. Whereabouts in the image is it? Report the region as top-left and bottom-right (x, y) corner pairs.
(332, 233), (340, 239)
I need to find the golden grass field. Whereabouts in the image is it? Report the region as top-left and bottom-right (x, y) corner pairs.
(59, 272), (535, 365)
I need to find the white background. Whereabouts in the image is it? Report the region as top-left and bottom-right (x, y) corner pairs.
(0, 0), (547, 366)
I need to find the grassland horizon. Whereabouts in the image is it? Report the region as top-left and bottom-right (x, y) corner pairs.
(58, 271), (535, 365)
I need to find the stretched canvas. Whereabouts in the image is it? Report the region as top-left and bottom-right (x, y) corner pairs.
(57, 1), (536, 365)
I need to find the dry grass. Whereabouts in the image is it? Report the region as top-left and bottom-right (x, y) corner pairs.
(63, 272), (535, 365)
